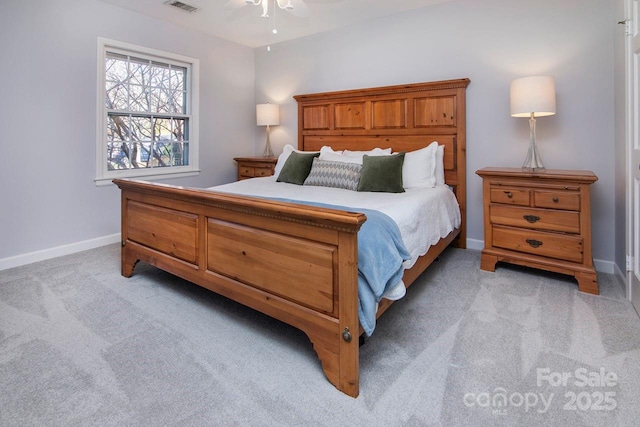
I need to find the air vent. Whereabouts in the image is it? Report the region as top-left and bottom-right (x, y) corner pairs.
(164, 1), (198, 13)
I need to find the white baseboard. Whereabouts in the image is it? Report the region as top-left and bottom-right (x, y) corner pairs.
(614, 263), (629, 298)
(466, 238), (484, 251)
(0, 234), (121, 271)
(614, 263), (627, 283)
(593, 259), (615, 275)
(465, 238), (614, 274)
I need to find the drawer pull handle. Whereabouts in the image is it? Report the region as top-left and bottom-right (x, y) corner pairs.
(505, 191), (513, 199)
(523, 215), (540, 223)
(526, 239), (543, 248)
(552, 197), (559, 203)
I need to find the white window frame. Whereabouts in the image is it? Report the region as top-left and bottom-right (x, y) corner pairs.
(95, 37), (200, 186)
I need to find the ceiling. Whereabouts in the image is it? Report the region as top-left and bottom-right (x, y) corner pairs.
(97, 0), (454, 48)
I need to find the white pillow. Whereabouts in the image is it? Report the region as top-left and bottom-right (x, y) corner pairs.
(435, 144), (445, 186)
(329, 147), (392, 165)
(319, 151), (363, 164)
(402, 141), (438, 189)
(342, 147), (392, 157)
(274, 144), (320, 177)
(320, 146), (343, 155)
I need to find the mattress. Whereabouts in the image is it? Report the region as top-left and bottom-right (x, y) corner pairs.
(210, 177), (461, 271)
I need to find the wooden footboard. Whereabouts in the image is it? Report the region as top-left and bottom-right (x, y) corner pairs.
(114, 178), (366, 397)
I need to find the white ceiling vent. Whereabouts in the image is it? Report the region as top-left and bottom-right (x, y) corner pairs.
(164, 1), (198, 13)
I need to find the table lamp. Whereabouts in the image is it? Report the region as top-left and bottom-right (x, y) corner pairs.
(256, 103), (279, 157)
(510, 76), (556, 172)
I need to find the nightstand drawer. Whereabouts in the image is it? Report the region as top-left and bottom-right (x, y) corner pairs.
(239, 166), (255, 177)
(254, 167), (273, 177)
(490, 188), (530, 206)
(534, 190), (580, 211)
(493, 225), (583, 263)
(490, 205), (580, 233)
(234, 157), (278, 181)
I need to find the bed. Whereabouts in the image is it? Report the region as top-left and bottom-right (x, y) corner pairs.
(113, 78), (470, 397)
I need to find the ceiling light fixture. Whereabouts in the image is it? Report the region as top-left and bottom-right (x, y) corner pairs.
(260, 0), (285, 52)
(225, 0), (310, 52)
(225, 0), (309, 19)
(245, 0), (293, 18)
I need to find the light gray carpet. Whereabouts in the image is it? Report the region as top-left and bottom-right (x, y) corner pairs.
(1, 244), (639, 426)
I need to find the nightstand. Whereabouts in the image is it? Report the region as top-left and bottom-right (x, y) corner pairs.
(476, 167), (599, 294)
(234, 157), (278, 180)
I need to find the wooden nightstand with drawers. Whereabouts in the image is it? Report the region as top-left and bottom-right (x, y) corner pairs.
(234, 157), (278, 181)
(476, 167), (599, 294)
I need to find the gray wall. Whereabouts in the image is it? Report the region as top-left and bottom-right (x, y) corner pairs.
(254, 0), (618, 269)
(0, 0), (255, 260)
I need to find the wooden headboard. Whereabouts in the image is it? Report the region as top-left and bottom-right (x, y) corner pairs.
(293, 78), (470, 247)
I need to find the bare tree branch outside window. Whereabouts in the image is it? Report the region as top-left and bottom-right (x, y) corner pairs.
(105, 52), (189, 171)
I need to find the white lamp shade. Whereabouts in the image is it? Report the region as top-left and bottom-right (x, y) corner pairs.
(510, 76), (556, 117)
(256, 103), (280, 126)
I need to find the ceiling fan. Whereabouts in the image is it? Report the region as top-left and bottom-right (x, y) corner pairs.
(224, 0), (310, 18)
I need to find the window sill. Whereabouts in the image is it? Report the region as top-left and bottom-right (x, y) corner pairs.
(95, 169), (201, 187)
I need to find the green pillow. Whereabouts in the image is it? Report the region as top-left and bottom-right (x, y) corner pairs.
(357, 152), (405, 193)
(276, 151), (320, 185)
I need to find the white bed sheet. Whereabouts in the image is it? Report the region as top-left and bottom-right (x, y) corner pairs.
(209, 177), (461, 271)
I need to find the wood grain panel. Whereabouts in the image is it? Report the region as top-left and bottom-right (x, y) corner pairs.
(534, 190), (580, 211)
(490, 188), (531, 206)
(371, 99), (406, 129)
(207, 219), (336, 313)
(415, 96), (455, 127)
(493, 225), (583, 263)
(442, 138), (455, 171)
(335, 102), (365, 129)
(303, 105), (330, 130)
(126, 201), (197, 264)
(490, 204), (580, 233)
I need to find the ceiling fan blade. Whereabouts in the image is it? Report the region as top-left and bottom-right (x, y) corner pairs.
(224, 0), (249, 9)
(284, 0), (309, 18)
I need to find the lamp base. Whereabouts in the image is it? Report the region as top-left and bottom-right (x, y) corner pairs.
(522, 150), (545, 172)
(263, 125), (274, 157)
(521, 115), (545, 173)
(262, 140), (274, 157)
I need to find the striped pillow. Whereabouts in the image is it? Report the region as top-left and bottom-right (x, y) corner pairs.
(303, 158), (362, 191)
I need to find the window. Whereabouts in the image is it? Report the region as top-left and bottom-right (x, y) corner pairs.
(95, 38), (199, 185)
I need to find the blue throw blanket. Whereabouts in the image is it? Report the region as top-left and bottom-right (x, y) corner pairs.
(271, 199), (411, 336)
(353, 206), (411, 336)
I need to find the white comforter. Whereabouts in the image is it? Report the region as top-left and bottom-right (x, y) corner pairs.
(209, 177), (461, 271)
